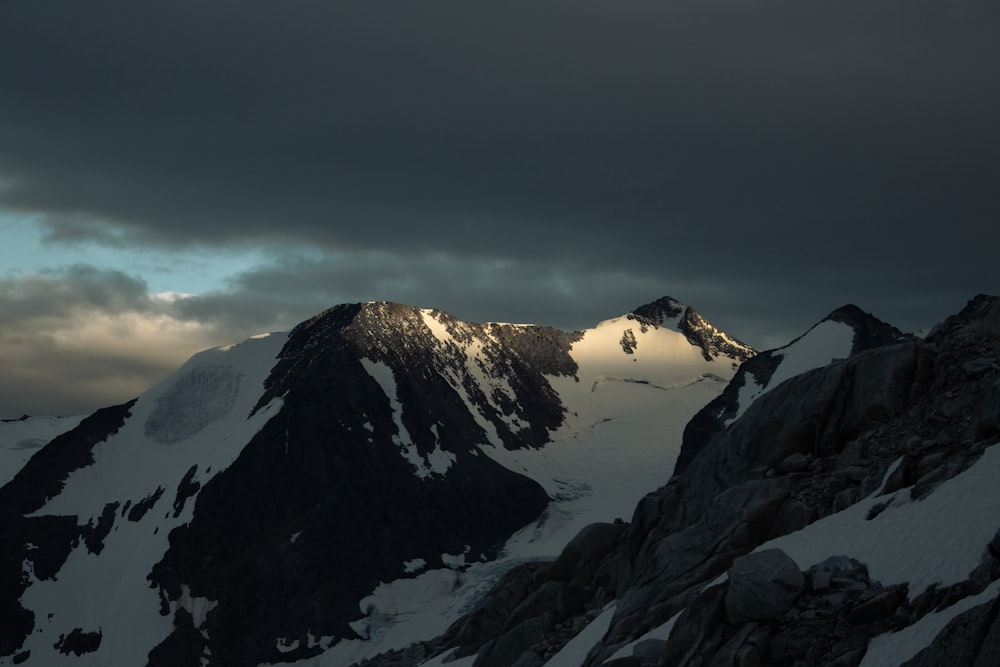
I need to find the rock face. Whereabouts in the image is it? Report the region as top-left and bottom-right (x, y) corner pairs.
(394, 295), (1000, 667)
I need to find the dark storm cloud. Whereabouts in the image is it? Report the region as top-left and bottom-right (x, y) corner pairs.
(1, 1), (998, 351)
(176, 251), (677, 332)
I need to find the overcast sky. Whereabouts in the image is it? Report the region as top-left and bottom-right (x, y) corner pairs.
(1, 1), (998, 418)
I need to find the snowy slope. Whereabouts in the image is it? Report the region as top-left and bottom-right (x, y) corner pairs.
(3, 333), (288, 666)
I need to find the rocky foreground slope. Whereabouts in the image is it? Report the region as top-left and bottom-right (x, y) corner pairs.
(380, 296), (1000, 667)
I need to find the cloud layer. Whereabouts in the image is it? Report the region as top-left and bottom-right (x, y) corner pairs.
(1, 1), (998, 416)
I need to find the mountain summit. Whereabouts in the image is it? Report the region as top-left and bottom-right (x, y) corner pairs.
(0, 297), (750, 666)
(626, 296), (755, 364)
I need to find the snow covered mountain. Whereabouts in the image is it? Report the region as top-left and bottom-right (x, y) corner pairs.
(0, 297), (752, 666)
(397, 295), (1000, 667)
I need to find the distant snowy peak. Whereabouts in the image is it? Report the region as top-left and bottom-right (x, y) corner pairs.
(626, 296), (756, 363)
(677, 303), (911, 474)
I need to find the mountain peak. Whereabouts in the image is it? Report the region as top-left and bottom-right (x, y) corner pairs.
(626, 296), (755, 363)
(627, 296), (686, 328)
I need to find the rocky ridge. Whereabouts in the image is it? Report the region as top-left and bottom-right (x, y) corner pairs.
(370, 295), (1000, 667)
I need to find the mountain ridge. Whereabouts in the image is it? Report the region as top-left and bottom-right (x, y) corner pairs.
(0, 295), (751, 666)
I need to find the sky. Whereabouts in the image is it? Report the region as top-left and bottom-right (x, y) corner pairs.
(1, 0), (998, 419)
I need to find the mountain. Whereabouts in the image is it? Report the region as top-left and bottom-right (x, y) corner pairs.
(393, 295), (1000, 667)
(676, 304), (913, 474)
(0, 297), (752, 666)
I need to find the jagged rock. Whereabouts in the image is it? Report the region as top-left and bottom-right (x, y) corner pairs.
(901, 594), (1000, 667)
(725, 549), (805, 624)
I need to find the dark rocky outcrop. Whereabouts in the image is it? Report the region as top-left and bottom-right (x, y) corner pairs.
(53, 628), (102, 656)
(0, 401), (134, 656)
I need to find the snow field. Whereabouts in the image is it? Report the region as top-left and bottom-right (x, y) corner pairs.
(18, 332), (289, 667)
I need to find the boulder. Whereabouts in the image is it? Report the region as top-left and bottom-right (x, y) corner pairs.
(725, 549), (805, 624)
